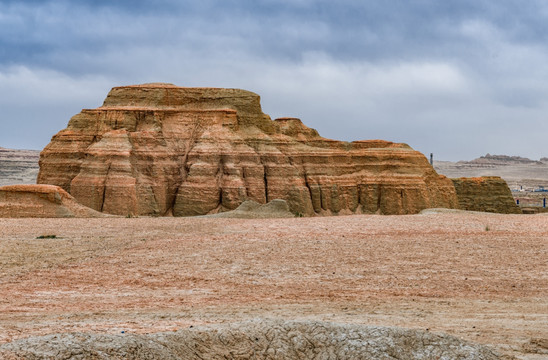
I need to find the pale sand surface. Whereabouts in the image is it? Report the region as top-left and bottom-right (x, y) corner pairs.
(0, 214), (547, 358)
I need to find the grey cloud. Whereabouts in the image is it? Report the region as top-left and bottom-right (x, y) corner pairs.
(1, 0), (548, 160)
(3, 1), (548, 69)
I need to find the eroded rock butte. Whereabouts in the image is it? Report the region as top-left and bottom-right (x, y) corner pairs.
(38, 83), (458, 216)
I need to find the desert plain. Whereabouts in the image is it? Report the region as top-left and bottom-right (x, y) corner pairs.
(1, 213), (547, 359)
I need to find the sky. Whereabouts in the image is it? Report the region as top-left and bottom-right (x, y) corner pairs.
(1, 0), (548, 161)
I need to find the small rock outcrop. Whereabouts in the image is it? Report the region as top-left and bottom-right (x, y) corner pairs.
(37, 83), (458, 216)
(0, 184), (106, 218)
(0, 320), (504, 359)
(452, 177), (522, 214)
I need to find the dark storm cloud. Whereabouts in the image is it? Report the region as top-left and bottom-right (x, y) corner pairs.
(1, 0), (548, 159)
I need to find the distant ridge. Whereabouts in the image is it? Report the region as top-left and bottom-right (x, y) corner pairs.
(459, 153), (547, 166)
(435, 153), (548, 184)
(0, 147), (40, 186)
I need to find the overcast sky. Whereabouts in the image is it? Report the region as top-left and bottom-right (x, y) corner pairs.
(1, 0), (548, 160)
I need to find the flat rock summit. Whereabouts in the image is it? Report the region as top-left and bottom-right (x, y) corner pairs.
(38, 83), (458, 216)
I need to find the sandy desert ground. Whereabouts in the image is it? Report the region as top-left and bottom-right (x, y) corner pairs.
(0, 213), (547, 359)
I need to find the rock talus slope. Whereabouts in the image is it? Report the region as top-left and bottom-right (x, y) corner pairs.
(38, 83), (458, 216)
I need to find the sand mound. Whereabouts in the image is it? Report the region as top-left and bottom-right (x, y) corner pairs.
(0, 185), (108, 218)
(203, 199), (295, 218)
(419, 208), (488, 215)
(0, 320), (504, 359)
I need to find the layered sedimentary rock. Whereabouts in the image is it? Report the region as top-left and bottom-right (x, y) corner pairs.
(0, 185), (106, 218)
(452, 177), (522, 214)
(38, 83), (458, 216)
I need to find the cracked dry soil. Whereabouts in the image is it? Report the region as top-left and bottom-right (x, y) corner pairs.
(0, 213), (547, 359)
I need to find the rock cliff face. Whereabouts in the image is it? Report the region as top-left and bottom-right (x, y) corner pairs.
(452, 177), (522, 214)
(0, 185), (106, 218)
(38, 83), (458, 216)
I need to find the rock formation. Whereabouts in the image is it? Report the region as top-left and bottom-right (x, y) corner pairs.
(452, 177), (522, 214)
(0, 184), (106, 218)
(0, 320), (503, 359)
(38, 83), (458, 216)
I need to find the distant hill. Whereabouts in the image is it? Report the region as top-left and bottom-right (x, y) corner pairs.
(460, 153), (546, 166)
(434, 154), (548, 190)
(0, 147), (40, 186)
